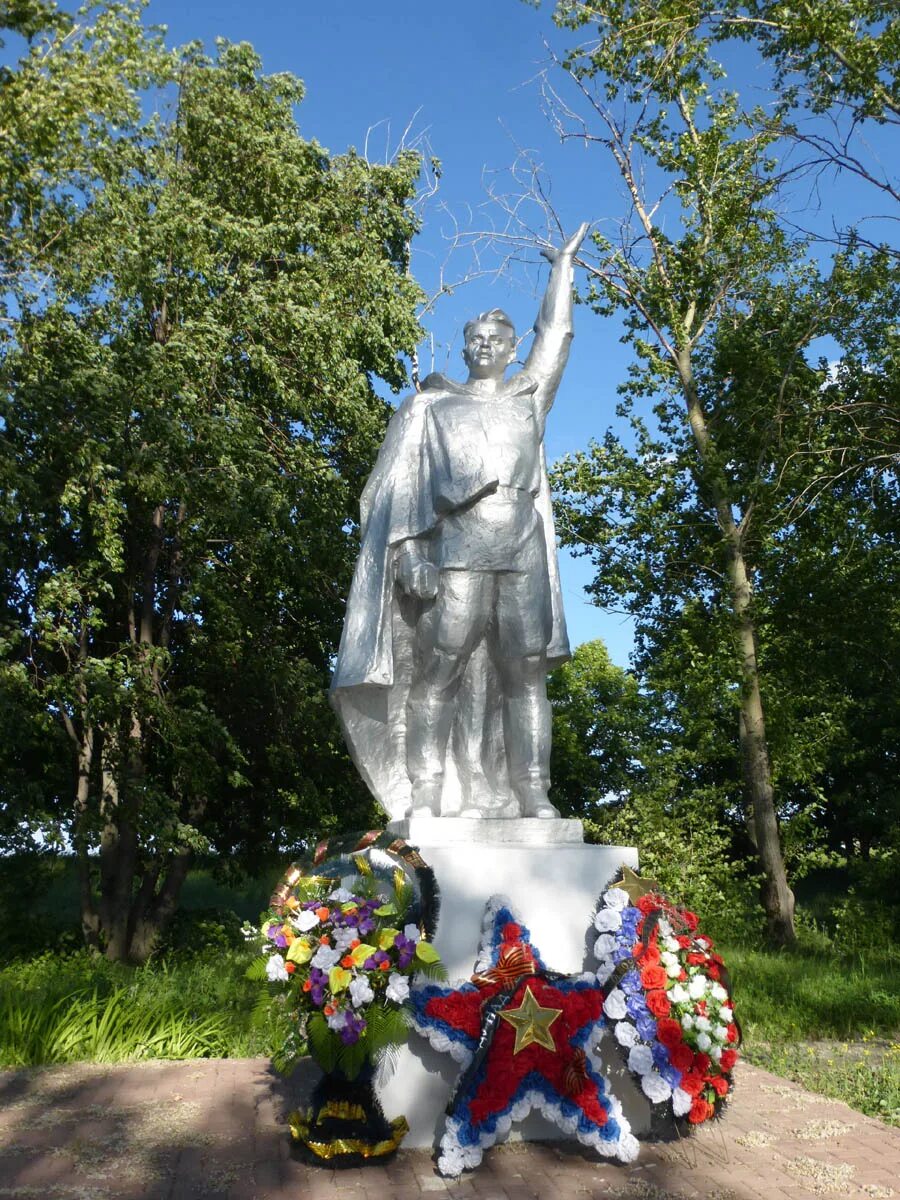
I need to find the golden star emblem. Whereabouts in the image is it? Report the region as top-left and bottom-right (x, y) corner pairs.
(498, 984), (562, 1055)
(617, 863), (662, 904)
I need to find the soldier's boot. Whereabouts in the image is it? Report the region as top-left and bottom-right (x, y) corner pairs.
(406, 695), (454, 817)
(505, 694), (559, 819)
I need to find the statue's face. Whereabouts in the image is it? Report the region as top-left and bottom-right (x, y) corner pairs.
(462, 320), (516, 382)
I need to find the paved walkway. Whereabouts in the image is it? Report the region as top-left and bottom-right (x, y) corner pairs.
(1, 1058), (897, 1199)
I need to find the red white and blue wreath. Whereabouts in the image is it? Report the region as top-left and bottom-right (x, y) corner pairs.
(411, 895), (639, 1176)
(594, 868), (741, 1127)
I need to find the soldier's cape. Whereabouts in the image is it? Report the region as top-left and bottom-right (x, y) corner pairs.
(329, 372), (570, 821)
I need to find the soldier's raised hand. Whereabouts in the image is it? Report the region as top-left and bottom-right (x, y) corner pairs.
(539, 221), (590, 265)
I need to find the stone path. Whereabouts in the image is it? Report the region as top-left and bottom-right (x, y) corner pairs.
(1, 1058), (898, 1199)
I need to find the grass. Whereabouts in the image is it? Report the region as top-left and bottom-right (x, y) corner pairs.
(0, 948), (291, 1068)
(721, 940), (900, 1125)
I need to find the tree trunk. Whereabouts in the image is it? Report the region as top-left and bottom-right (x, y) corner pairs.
(727, 540), (797, 947)
(74, 728), (101, 952)
(678, 356), (797, 946)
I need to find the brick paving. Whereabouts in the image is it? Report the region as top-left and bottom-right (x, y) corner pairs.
(0, 1058), (897, 1199)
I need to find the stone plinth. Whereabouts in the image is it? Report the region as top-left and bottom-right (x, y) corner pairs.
(387, 815), (584, 845)
(375, 838), (651, 1148)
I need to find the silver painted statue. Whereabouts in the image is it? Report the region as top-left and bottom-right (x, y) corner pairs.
(331, 225), (588, 822)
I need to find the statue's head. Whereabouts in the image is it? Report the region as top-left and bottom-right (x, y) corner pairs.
(462, 308), (517, 382)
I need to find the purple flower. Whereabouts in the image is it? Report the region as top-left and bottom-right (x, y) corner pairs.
(339, 1012), (367, 1045)
(636, 1013), (658, 1041)
(626, 992), (648, 1019)
(357, 917), (375, 936)
(274, 933), (288, 948)
(651, 1041), (670, 1069)
(620, 970), (642, 995)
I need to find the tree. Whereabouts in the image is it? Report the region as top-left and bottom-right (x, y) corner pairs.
(0, 2), (423, 961)
(547, 639), (644, 819)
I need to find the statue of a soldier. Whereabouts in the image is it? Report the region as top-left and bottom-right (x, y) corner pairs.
(331, 225), (588, 822)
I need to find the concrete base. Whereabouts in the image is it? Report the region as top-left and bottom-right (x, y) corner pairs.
(376, 839), (651, 1149)
(387, 815), (584, 845)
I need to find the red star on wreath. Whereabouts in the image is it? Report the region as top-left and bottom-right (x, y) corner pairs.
(411, 897), (637, 1175)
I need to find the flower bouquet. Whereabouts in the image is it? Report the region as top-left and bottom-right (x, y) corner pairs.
(595, 878), (740, 1130)
(249, 835), (445, 1166)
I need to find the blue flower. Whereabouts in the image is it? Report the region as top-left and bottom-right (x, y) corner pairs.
(636, 1013), (658, 1041)
(626, 993), (648, 1019)
(620, 970), (642, 995)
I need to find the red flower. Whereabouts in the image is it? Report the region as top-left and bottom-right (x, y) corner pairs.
(726, 1023), (739, 1043)
(694, 1052), (711, 1075)
(677, 935), (692, 949)
(688, 1097), (713, 1124)
(670, 1043), (694, 1073)
(708, 964), (721, 981)
(678, 969), (688, 982)
(637, 895), (658, 915)
(719, 1049), (739, 1070)
(687, 952), (707, 966)
(710, 1076), (729, 1098)
(656, 1018), (683, 1048)
(641, 964), (668, 990)
(502, 922), (521, 940)
(285, 961), (296, 975)
(682, 910), (699, 932)
(341, 955), (354, 968)
(679, 1071), (704, 1097)
(645, 989), (671, 1018)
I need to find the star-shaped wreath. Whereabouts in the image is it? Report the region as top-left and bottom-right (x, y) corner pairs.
(411, 896), (639, 1176)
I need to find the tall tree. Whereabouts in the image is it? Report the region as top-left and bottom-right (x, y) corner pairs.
(0, 2), (423, 960)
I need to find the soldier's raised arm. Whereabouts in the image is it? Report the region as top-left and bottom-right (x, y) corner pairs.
(523, 222), (589, 424)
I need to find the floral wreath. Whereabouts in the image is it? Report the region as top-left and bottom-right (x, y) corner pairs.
(594, 870), (740, 1128)
(412, 895), (639, 1176)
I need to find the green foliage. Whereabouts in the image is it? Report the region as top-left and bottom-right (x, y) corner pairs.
(0, 0), (425, 960)
(0, 946), (280, 1066)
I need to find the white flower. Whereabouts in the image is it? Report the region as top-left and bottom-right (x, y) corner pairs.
(596, 959), (615, 985)
(658, 918), (673, 937)
(311, 944), (341, 971)
(696, 1031), (712, 1052)
(628, 1044), (654, 1076)
(688, 975), (708, 999)
(291, 909), (320, 932)
(720, 1006), (734, 1023)
(641, 1071), (672, 1103)
(326, 1009), (347, 1032)
(329, 886), (354, 902)
(404, 923), (420, 941)
(385, 972), (410, 1004)
(711, 982), (728, 1002)
(331, 927), (356, 953)
(666, 962), (682, 978)
(672, 1087), (693, 1116)
(603, 887), (630, 911)
(349, 976), (375, 1008)
(713, 1025), (729, 1043)
(265, 954), (289, 982)
(695, 1015), (712, 1032)
(669, 984), (689, 1005)
(710, 1044), (723, 1062)
(594, 933), (616, 957)
(661, 951), (678, 967)
(615, 1021), (639, 1048)
(603, 989), (628, 1020)
(594, 908), (622, 933)
(697, 936), (711, 948)
(681, 1014), (694, 1031)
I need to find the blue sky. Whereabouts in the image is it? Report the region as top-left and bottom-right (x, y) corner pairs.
(139, 0), (643, 662)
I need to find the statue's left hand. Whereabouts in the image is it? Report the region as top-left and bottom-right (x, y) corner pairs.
(540, 222), (590, 264)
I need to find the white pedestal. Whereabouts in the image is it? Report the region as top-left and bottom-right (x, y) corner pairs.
(376, 839), (651, 1149)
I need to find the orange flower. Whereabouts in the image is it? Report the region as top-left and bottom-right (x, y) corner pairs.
(341, 955), (354, 968)
(302, 980), (312, 992)
(350, 939), (360, 949)
(285, 962), (296, 974)
(319, 935), (330, 945)
(315, 907), (330, 921)
(379, 960), (390, 971)
(323, 1004), (335, 1016)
